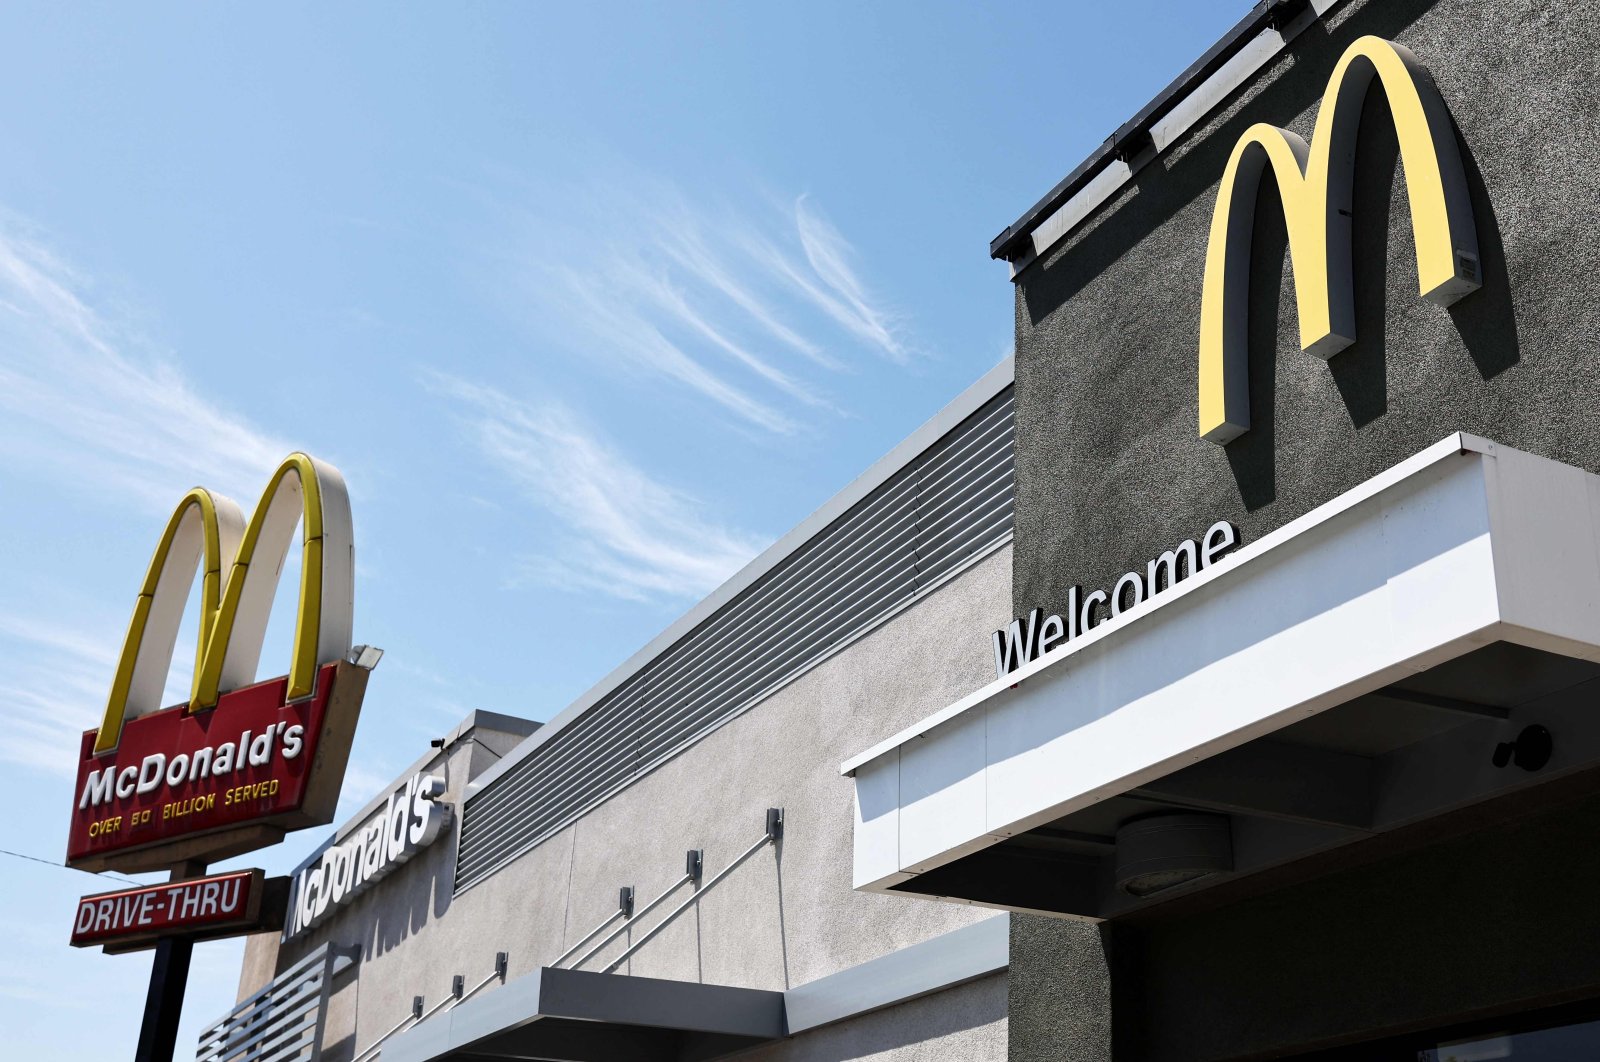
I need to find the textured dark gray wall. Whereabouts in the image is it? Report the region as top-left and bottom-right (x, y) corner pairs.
(1013, 0), (1600, 620)
(1007, 0), (1600, 1057)
(1007, 917), (1111, 1062)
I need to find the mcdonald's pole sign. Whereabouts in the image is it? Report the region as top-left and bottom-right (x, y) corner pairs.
(66, 453), (369, 873)
(1198, 36), (1481, 443)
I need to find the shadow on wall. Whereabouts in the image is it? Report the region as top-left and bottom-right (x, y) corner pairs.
(359, 827), (454, 962)
(1447, 118), (1519, 383)
(1325, 82), (1402, 433)
(1224, 169), (1290, 511)
(775, 838), (792, 991)
(321, 1027), (356, 1062)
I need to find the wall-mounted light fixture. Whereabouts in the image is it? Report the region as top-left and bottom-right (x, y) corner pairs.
(1493, 724), (1553, 771)
(347, 645), (384, 670)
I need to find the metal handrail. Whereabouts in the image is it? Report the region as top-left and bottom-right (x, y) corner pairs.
(600, 829), (775, 974)
(457, 966), (501, 1005)
(345, 811), (781, 1058)
(350, 1012), (416, 1062)
(566, 866), (697, 971)
(551, 888), (633, 967)
(416, 993), (456, 1023)
(350, 952), (506, 1062)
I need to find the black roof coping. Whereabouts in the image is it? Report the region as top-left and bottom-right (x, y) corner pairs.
(989, 0), (1311, 264)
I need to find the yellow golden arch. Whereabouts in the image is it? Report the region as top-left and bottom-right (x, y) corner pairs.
(93, 453), (354, 754)
(1198, 35), (1480, 443)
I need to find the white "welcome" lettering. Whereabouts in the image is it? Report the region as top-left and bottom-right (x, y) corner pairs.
(993, 521), (1240, 679)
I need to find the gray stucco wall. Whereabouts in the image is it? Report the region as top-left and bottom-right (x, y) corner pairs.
(1006, 0), (1600, 1058)
(237, 545), (1012, 1060)
(233, 726), (530, 1048)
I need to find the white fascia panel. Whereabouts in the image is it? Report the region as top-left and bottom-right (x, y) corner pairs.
(852, 754), (907, 890)
(849, 437), (1600, 889)
(1482, 443), (1600, 658)
(899, 707), (990, 875)
(983, 452), (1498, 841)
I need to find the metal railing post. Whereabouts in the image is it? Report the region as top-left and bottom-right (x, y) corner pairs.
(601, 809), (782, 975)
(550, 886), (634, 967)
(566, 856), (700, 971)
(350, 949), (508, 1062)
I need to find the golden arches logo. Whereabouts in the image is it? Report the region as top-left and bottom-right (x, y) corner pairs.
(1198, 36), (1480, 444)
(93, 453), (354, 754)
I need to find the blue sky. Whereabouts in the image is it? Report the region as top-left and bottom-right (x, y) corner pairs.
(0, 3), (1245, 1056)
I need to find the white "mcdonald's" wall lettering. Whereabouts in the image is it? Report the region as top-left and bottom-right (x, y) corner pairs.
(286, 772), (449, 939)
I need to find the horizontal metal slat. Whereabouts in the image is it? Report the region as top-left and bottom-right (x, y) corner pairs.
(458, 483), (918, 835)
(198, 945), (331, 1062)
(456, 386), (1015, 892)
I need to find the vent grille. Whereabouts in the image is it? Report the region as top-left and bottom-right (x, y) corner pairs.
(455, 387), (1014, 892)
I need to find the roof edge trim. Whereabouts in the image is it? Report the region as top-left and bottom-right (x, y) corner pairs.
(467, 355), (1016, 798)
(991, 0), (1344, 275)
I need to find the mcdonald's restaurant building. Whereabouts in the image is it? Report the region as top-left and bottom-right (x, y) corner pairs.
(213, 0), (1600, 1059)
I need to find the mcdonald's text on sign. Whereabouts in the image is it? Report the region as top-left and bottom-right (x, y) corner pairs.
(67, 662), (366, 871)
(70, 869), (270, 951)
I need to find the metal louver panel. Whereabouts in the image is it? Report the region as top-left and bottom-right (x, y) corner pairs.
(455, 387), (1015, 892)
(197, 944), (339, 1062)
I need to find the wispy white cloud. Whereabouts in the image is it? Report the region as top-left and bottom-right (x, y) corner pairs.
(550, 268), (801, 435)
(651, 204), (842, 372)
(0, 219), (287, 775)
(500, 183), (908, 435)
(336, 761), (407, 817)
(615, 260), (837, 412)
(430, 374), (768, 602)
(0, 606), (204, 777)
(792, 196), (908, 363)
(0, 613), (118, 673)
(0, 219), (286, 509)
(0, 651), (109, 777)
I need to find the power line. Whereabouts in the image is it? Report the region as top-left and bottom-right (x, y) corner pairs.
(0, 845), (141, 886)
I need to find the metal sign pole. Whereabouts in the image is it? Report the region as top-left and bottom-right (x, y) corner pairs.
(133, 861), (205, 1062)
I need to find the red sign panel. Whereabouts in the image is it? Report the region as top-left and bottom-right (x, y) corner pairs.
(70, 870), (266, 949)
(66, 662), (365, 872)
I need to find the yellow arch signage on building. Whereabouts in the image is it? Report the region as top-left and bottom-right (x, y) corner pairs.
(94, 453), (355, 753)
(1198, 35), (1480, 443)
